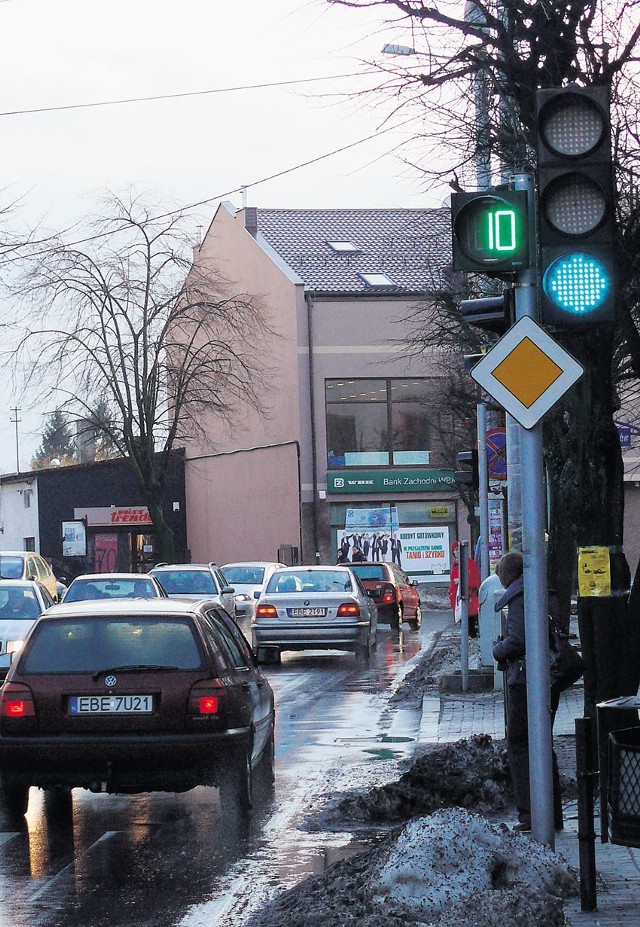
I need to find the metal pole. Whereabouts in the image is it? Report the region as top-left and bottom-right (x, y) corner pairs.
(459, 540), (470, 692)
(477, 403), (490, 580)
(10, 407), (21, 473)
(513, 172), (555, 848)
(576, 716), (598, 911)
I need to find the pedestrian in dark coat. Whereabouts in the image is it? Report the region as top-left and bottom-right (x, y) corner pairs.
(492, 551), (563, 832)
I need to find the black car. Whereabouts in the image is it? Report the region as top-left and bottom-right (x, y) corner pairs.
(0, 599), (275, 821)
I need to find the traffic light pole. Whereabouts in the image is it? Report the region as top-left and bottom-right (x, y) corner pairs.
(513, 172), (555, 849)
(477, 402), (490, 580)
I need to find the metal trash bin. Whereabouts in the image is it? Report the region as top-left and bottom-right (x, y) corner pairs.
(608, 726), (640, 846)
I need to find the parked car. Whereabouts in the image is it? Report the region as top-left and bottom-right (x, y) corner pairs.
(0, 598), (275, 821)
(221, 561), (287, 621)
(0, 551), (61, 601)
(252, 565), (377, 664)
(348, 561), (422, 631)
(0, 580), (56, 682)
(63, 573), (167, 603)
(149, 563), (236, 617)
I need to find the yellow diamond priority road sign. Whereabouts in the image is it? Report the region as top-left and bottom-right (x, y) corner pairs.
(470, 317), (583, 429)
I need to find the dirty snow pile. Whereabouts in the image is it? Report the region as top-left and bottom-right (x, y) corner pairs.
(249, 808), (577, 927)
(306, 734), (512, 829)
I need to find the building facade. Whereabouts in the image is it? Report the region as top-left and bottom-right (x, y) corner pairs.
(181, 203), (473, 582)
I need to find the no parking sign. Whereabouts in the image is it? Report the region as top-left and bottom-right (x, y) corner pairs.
(486, 428), (507, 480)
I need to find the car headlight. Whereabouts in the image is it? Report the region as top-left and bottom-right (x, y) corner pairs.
(234, 594), (251, 602)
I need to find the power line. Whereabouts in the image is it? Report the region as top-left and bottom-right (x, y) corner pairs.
(0, 113), (419, 266)
(0, 71), (376, 119)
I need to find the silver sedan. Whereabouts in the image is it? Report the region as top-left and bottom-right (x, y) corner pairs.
(251, 565), (377, 664)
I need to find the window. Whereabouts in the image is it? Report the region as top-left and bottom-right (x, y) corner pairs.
(359, 272), (396, 287)
(23, 489), (32, 509)
(326, 378), (433, 468)
(326, 240), (359, 253)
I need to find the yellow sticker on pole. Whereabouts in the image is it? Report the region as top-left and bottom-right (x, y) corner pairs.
(578, 546), (611, 597)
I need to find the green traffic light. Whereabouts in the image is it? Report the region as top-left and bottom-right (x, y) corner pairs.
(451, 191), (529, 273)
(542, 253), (610, 314)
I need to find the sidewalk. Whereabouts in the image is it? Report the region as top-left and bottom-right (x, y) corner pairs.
(419, 620), (640, 926)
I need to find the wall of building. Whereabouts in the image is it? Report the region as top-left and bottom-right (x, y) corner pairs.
(0, 476), (40, 551)
(185, 442), (302, 564)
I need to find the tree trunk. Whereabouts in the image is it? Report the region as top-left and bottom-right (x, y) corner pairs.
(544, 329), (640, 716)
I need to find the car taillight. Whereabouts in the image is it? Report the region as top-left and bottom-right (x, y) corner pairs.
(256, 603), (277, 618)
(337, 603), (360, 617)
(382, 588), (396, 604)
(188, 680), (226, 716)
(1, 683), (35, 718)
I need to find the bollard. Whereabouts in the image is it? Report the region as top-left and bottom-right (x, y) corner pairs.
(576, 716), (598, 911)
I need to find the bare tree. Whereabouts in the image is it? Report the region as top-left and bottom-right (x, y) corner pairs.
(8, 193), (273, 563)
(327, 0), (640, 710)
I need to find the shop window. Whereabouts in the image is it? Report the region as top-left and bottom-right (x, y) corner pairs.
(326, 378), (433, 468)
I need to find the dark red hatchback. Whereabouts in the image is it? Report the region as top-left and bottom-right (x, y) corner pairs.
(349, 562), (422, 631)
(0, 599), (275, 821)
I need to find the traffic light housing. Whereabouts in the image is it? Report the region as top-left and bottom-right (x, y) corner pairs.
(451, 190), (530, 276)
(536, 84), (616, 327)
(459, 289), (515, 335)
(455, 449), (479, 490)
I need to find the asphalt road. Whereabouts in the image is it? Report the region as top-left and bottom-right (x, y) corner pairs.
(0, 617), (443, 927)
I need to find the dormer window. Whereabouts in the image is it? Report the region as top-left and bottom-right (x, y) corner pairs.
(327, 240), (359, 253)
(359, 272), (396, 287)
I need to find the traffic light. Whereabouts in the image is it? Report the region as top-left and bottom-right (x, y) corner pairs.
(536, 83), (616, 327)
(459, 289), (515, 334)
(455, 449), (479, 490)
(451, 190), (530, 275)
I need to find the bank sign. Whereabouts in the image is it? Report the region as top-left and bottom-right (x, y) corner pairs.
(327, 469), (456, 494)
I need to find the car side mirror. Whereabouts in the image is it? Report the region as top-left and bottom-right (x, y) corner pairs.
(222, 585), (235, 594)
(411, 579), (419, 587)
(253, 590), (261, 599)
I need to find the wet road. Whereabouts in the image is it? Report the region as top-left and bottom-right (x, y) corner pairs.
(0, 616), (446, 927)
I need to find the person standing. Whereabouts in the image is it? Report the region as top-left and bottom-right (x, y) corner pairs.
(448, 541), (481, 636)
(391, 536), (403, 566)
(492, 551), (564, 833)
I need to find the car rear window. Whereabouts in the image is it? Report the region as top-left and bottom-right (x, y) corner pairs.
(350, 564), (386, 581)
(267, 571), (352, 593)
(222, 566), (265, 584)
(153, 570), (217, 595)
(20, 617), (204, 674)
(0, 557), (24, 580)
(65, 579), (158, 602)
(0, 587), (41, 619)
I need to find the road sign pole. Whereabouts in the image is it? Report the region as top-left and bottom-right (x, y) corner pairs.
(514, 171), (555, 849)
(477, 403), (490, 581)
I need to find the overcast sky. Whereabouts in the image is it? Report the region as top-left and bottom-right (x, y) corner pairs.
(0, 0), (448, 473)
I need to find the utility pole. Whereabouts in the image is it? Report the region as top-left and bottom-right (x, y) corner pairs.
(10, 407), (21, 473)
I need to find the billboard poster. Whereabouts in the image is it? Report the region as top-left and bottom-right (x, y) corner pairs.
(397, 526), (451, 581)
(344, 506), (399, 531)
(62, 520), (87, 557)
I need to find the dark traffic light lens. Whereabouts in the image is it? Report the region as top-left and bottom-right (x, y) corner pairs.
(540, 94), (605, 158)
(542, 173), (607, 235)
(542, 253), (610, 314)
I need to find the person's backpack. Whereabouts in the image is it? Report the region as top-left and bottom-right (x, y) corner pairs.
(549, 618), (585, 691)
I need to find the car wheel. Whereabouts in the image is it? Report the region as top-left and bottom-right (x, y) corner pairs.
(0, 781), (29, 821)
(355, 640), (372, 664)
(44, 787), (73, 821)
(222, 745), (253, 813)
(261, 730), (276, 786)
(388, 606), (401, 631)
(408, 604), (422, 632)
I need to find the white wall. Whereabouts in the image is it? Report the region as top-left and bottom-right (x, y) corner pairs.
(0, 478), (40, 550)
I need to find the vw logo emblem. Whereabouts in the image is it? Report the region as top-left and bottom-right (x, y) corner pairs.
(304, 600), (310, 606)
(104, 675), (117, 688)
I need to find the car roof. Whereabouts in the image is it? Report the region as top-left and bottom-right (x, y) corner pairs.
(42, 599), (216, 619)
(221, 561), (285, 569)
(272, 565), (353, 573)
(69, 573), (161, 582)
(0, 579), (46, 589)
(150, 564), (216, 571)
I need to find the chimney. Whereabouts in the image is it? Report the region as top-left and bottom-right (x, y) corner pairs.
(244, 207), (258, 237)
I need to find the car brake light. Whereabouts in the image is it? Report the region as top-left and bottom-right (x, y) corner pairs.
(256, 603), (277, 618)
(337, 603), (360, 617)
(1, 683), (35, 718)
(382, 589), (396, 604)
(188, 680), (225, 716)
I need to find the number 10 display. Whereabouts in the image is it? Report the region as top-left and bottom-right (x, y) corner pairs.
(451, 190), (530, 275)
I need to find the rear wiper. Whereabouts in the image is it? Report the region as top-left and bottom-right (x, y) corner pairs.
(92, 664), (179, 681)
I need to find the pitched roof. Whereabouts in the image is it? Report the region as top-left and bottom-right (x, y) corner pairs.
(253, 207), (452, 295)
